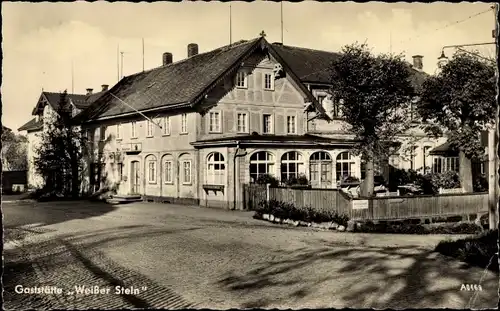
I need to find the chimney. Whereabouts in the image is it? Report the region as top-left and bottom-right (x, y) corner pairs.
(412, 55), (423, 71)
(187, 43), (199, 57)
(86, 88), (93, 95)
(101, 84), (109, 92)
(162, 52), (173, 66)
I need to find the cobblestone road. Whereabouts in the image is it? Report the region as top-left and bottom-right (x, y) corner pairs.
(3, 200), (499, 309)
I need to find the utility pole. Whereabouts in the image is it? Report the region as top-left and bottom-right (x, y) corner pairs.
(120, 51), (125, 80)
(229, 4), (232, 45)
(142, 38), (145, 72)
(488, 3), (499, 229)
(117, 44), (120, 82)
(280, 2), (284, 44)
(71, 60), (74, 94)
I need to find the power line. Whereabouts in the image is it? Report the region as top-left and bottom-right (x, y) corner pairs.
(399, 7), (494, 45)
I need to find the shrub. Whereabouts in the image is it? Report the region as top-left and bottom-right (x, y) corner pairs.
(255, 174), (280, 187)
(473, 174), (488, 192)
(435, 229), (498, 272)
(353, 221), (483, 235)
(256, 200), (350, 226)
(430, 171), (461, 190)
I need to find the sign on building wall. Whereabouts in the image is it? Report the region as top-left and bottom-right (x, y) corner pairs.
(352, 199), (369, 210)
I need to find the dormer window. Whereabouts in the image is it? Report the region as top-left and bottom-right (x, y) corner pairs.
(236, 71), (248, 88)
(264, 73), (274, 90)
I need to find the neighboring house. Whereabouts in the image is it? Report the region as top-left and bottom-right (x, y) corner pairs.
(18, 86), (109, 189)
(73, 36), (449, 209)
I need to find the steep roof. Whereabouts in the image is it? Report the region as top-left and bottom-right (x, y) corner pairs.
(270, 43), (428, 90)
(77, 38), (264, 121)
(43, 91), (106, 110)
(18, 118), (43, 132)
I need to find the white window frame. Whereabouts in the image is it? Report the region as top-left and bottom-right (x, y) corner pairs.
(208, 111), (222, 133)
(206, 152), (226, 185)
(147, 159), (157, 184)
(280, 151), (304, 181)
(116, 123), (122, 140)
(286, 115), (297, 134)
(181, 160), (192, 185)
(263, 114), (273, 134)
(249, 151), (275, 183)
(181, 114), (188, 134)
(336, 152), (355, 181)
(235, 71), (248, 89)
(264, 73), (274, 90)
(164, 160), (173, 184)
(237, 112), (248, 133)
(131, 121), (138, 138)
(162, 116), (171, 136)
(146, 120), (154, 137)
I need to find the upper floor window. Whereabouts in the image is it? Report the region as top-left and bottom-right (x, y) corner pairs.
(146, 120), (154, 137)
(181, 114), (188, 134)
(236, 71), (248, 88)
(237, 113), (248, 133)
(162, 116), (171, 135)
(209, 112), (222, 133)
(263, 114), (273, 134)
(264, 73), (274, 90)
(116, 123), (122, 140)
(287, 116), (296, 134)
(317, 95), (326, 105)
(131, 121), (137, 138)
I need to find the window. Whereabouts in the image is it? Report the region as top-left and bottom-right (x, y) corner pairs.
(236, 71), (247, 88)
(164, 161), (173, 183)
(182, 160), (192, 184)
(181, 114), (188, 134)
(280, 151), (304, 182)
(116, 123), (122, 140)
(146, 120), (154, 137)
(317, 95), (326, 105)
(249, 151), (275, 183)
(410, 146), (418, 171)
(131, 121), (137, 138)
(207, 152), (225, 184)
(433, 157), (459, 173)
(263, 114), (273, 134)
(336, 152), (355, 181)
(287, 116), (296, 134)
(264, 73), (274, 90)
(117, 163), (123, 181)
(423, 146), (431, 173)
(147, 155), (157, 183)
(209, 112), (221, 133)
(100, 126), (106, 141)
(162, 117), (171, 135)
(237, 113), (248, 133)
(310, 152), (332, 188)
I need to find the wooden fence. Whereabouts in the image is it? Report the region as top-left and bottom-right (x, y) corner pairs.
(243, 184), (489, 221)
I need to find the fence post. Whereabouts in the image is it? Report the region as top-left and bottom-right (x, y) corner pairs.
(266, 183), (270, 202)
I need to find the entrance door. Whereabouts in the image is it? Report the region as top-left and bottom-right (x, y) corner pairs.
(130, 161), (140, 194)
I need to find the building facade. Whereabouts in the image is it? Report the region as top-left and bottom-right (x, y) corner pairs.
(75, 37), (448, 208)
(18, 87), (109, 189)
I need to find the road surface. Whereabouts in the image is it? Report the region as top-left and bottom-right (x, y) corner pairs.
(3, 200), (498, 309)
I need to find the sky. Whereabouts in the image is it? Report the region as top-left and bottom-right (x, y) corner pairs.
(1, 1), (496, 132)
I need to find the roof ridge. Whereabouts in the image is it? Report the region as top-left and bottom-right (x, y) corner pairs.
(123, 37), (261, 80)
(273, 43), (339, 55)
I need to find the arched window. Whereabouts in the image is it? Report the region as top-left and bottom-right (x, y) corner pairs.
(207, 152), (225, 185)
(336, 152), (355, 181)
(146, 155), (157, 184)
(162, 154), (174, 184)
(310, 151), (332, 188)
(280, 151), (304, 182)
(249, 151), (275, 183)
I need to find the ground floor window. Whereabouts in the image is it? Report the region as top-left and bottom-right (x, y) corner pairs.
(280, 151), (304, 182)
(146, 155), (157, 184)
(336, 152), (355, 181)
(309, 151), (332, 187)
(250, 151), (275, 183)
(207, 152), (225, 184)
(433, 157), (459, 173)
(181, 160), (192, 184)
(164, 161), (173, 183)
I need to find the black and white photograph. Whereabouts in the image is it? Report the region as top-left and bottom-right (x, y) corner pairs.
(2, 1), (499, 309)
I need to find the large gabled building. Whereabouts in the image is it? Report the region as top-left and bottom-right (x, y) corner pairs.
(18, 86), (109, 188)
(74, 36), (445, 208)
